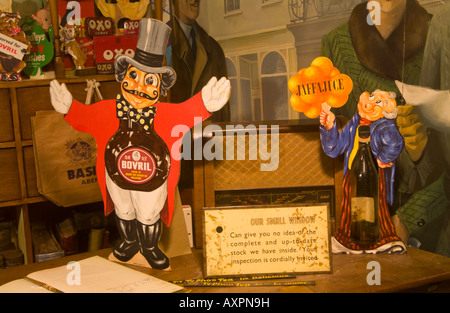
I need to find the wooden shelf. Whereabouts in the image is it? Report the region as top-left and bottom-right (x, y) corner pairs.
(0, 75), (121, 264)
(0, 74), (117, 89)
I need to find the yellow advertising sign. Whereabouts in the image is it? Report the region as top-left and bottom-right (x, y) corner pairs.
(289, 57), (353, 118)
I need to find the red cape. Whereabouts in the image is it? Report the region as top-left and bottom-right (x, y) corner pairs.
(65, 92), (210, 227)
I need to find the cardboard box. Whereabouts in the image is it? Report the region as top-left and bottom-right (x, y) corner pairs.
(85, 17), (115, 37)
(123, 20), (140, 35)
(93, 35), (138, 74)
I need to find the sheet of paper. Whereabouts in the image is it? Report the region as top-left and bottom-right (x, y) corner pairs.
(395, 81), (450, 132)
(27, 256), (184, 293)
(0, 279), (52, 293)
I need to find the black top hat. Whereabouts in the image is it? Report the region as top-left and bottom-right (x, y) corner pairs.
(115, 18), (176, 90)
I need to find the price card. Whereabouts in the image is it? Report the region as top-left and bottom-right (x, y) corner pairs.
(0, 33), (28, 60)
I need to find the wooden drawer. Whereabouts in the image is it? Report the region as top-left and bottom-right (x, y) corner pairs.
(16, 80), (121, 141)
(0, 89), (14, 143)
(17, 86), (53, 141)
(23, 146), (40, 198)
(0, 149), (21, 202)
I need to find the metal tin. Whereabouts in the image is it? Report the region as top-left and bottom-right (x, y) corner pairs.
(4, 249), (24, 268)
(0, 226), (11, 251)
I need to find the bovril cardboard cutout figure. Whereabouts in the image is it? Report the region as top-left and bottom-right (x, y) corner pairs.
(49, 18), (231, 270)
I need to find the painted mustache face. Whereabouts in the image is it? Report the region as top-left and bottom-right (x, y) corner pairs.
(121, 66), (161, 109)
(122, 82), (159, 101)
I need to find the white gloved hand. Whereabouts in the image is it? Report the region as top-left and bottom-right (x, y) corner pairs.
(49, 80), (73, 114)
(201, 77), (231, 113)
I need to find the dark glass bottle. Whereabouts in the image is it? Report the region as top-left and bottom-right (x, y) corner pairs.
(350, 126), (380, 245)
(105, 118), (170, 192)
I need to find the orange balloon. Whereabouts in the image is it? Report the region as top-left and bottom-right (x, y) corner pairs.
(326, 93), (348, 108)
(333, 74), (353, 96)
(290, 94), (310, 112)
(342, 74), (353, 93)
(301, 66), (324, 83)
(303, 103), (321, 119)
(303, 92), (326, 105)
(288, 57), (353, 118)
(327, 67), (341, 79)
(288, 74), (302, 95)
(311, 57), (334, 77)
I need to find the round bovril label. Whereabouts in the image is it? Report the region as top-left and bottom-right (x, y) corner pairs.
(117, 147), (156, 184)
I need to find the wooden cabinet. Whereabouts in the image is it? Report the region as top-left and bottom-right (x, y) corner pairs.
(191, 120), (344, 248)
(0, 75), (121, 264)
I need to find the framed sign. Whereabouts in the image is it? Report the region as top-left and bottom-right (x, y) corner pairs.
(203, 204), (332, 278)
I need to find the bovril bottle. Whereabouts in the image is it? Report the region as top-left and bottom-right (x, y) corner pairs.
(105, 116), (170, 192)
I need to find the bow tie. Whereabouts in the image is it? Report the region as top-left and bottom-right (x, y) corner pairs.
(116, 95), (157, 132)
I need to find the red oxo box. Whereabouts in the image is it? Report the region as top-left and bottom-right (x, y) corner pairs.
(93, 35), (138, 74)
(85, 17), (115, 36)
(123, 20), (140, 35)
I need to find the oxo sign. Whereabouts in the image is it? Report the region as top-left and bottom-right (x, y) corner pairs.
(94, 35), (138, 74)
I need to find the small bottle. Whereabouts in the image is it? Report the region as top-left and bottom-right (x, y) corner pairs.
(105, 112), (170, 192)
(350, 126), (380, 245)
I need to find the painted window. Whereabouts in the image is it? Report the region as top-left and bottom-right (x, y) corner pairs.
(224, 0), (241, 14)
(261, 0), (282, 7)
(261, 52), (288, 120)
(226, 50), (293, 122)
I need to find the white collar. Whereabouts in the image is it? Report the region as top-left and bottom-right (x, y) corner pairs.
(176, 16), (196, 40)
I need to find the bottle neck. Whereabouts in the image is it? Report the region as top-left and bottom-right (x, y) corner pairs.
(358, 136), (370, 144)
(119, 119), (155, 133)
(116, 95), (157, 134)
(357, 136), (373, 160)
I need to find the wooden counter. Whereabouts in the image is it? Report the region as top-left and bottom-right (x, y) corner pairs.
(0, 247), (449, 293)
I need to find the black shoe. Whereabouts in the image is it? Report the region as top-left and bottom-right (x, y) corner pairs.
(113, 217), (140, 262)
(136, 220), (170, 270)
